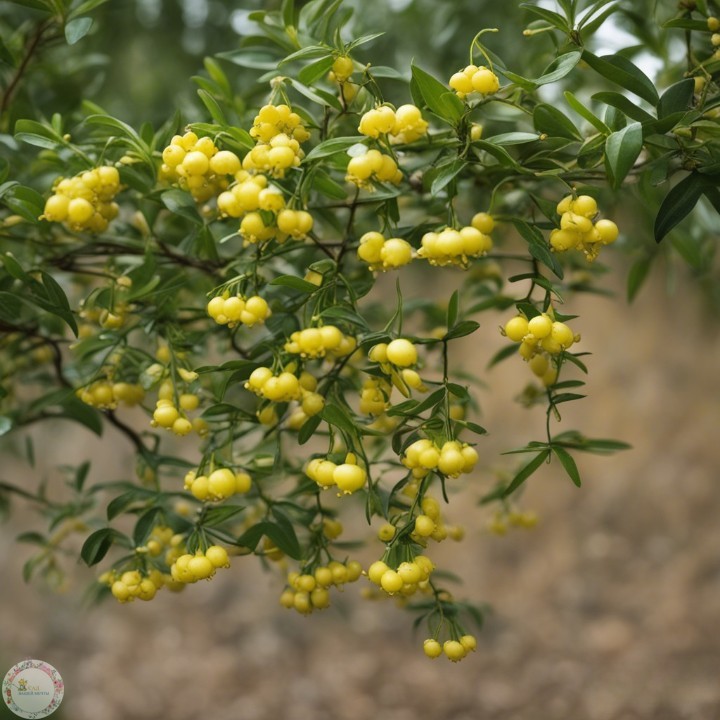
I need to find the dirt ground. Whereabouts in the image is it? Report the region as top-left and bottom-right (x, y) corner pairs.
(2, 261), (720, 720)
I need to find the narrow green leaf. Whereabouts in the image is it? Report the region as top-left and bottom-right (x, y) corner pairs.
(502, 449), (550, 497)
(552, 446), (581, 487)
(298, 414), (323, 444)
(604, 121), (642, 189)
(520, 3), (570, 31)
(202, 505), (245, 527)
(298, 55), (334, 85)
(444, 320), (480, 340)
(447, 290), (459, 328)
(304, 136), (364, 162)
(564, 91), (611, 134)
(411, 64), (464, 124)
(533, 103), (582, 140)
(81, 528), (120, 566)
(654, 172), (705, 243)
(581, 51), (659, 105)
(321, 403), (356, 434)
(430, 158), (467, 196)
(197, 89), (226, 124)
(513, 220), (564, 278)
(535, 51), (582, 86)
(133, 506), (163, 546)
(270, 275), (319, 293)
(592, 91), (655, 123)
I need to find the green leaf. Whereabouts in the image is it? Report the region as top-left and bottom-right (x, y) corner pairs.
(287, 78), (342, 110)
(444, 320), (480, 340)
(270, 275), (319, 293)
(662, 18), (708, 30)
(520, 3), (570, 31)
(4, 185), (44, 223)
(58, 396), (103, 435)
(202, 505), (245, 527)
(81, 528), (122, 566)
(533, 103), (582, 140)
(535, 51), (582, 86)
(298, 55), (335, 85)
(133, 506), (163, 546)
(304, 136), (364, 162)
(321, 403), (356, 435)
(654, 172), (705, 243)
(197, 89), (226, 124)
(657, 78), (694, 119)
(279, 45), (329, 65)
(161, 189), (203, 224)
(65, 17), (93, 44)
(486, 132), (541, 145)
(298, 414), (323, 444)
(604, 121), (642, 189)
(411, 64), (464, 124)
(14, 119), (64, 149)
(581, 51), (659, 105)
(106, 489), (149, 520)
(447, 290), (459, 328)
(513, 220), (563, 278)
(502, 449), (550, 497)
(552, 446), (581, 487)
(563, 91), (611, 134)
(430, 158), (467, 196)
(592, 92), (655, 123)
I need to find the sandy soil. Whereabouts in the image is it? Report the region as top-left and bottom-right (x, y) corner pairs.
(1, 261), (719, 720)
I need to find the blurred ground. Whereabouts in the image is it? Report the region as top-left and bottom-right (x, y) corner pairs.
(2, 262), (720, 720)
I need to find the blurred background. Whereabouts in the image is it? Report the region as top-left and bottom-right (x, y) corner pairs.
(2, 1), (720, 719)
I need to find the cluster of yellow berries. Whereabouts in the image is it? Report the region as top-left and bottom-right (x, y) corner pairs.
(183, 467), (252, 502)
(418, 213), (494, 268)
(366, 554), (435, 597)
(245, 367), (305, 403)
(106, 568), (167, 603)
(306, 452), (368, 494)
(402, 439), (479, 479)
(160, 131), (240, 202)
(449, 64), (500, 98)
(503, 310), (578, 378)
(346, 148), (402, 188)
(170, 545), (231, 584)
(487, 508), (538, 535)
(357, 231), (413, 271)
(151, 375), (206, 437)
(358, 104), (428, 144)
(284, 325), (356, 359)
(249, 103), (310, 144)
(207, 293), (271, 328)
(550, 194), (619, 261)
(423, 634), (477, 662)
(76, 379), (144, 410)
(244, 104), (309, 177)
(280, 560), (363, 614)
(217, 170), (314, 245)
(41, 166), (121, 232)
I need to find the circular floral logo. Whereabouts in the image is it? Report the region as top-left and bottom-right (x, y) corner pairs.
(2, 660), (64, 719)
